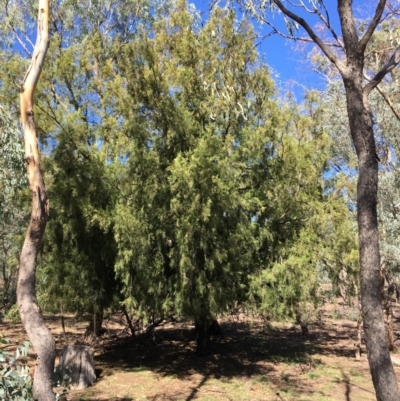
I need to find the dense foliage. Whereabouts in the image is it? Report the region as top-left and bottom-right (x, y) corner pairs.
(0, 0), (358, 347)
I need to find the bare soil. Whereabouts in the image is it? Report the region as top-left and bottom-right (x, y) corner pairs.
(2, 300), (400, 401)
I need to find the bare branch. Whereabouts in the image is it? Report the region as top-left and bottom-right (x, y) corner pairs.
(363, 46), (400, 105)
(313, 2), (345, 50)
(280, 0), (345, 49)
(254, 19), (342, 48)
(363, 71), (400, 123)
(357, 0), (387, 53)
(271, 0), (347, 75)
(375, 85), (400, 122)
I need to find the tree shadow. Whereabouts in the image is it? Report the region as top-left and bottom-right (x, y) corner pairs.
(185, 373), (209, 401)
(334, 369), (375, 400)
(98, 398), (133, 401)
(342, 371), (351, 401)
(94, 319), (358, 384)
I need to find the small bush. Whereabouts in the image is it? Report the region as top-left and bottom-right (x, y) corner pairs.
(5, 305), (21, 324)
(0, 335), (33, 400)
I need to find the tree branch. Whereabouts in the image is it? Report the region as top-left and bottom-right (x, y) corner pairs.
(363, 72), (400, 123)
(310, 0), (345, 50)
(357, 0), (387, 53)
(271, 0), (347, 75)
(363, 46), (400, 106)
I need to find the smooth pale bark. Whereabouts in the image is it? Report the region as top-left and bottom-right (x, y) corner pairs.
(17, 0), (55, 400)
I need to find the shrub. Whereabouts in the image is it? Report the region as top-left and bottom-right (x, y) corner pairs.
(0, 335), (33, 400)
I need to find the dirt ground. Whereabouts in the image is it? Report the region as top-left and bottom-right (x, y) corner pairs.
(2, 301), (400, 401)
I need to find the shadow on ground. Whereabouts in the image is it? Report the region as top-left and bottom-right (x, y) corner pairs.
(95, 319), (355, 383)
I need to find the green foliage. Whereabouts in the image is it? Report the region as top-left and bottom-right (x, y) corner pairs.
(113, 2), (335, 323)
(0, 0), (360, 332)
(0, 336), (33, 401)
(4, 305), (20, 324)
(114, 4), (273, 321)
(39, 138), (119, 322)
(0, 0), (177, 327)
(248, 93), (359, 316)
(0, 100), (28, 319)
(0, 105), (26, 217)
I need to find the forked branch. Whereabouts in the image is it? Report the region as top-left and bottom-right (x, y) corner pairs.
(363, 46), (400, 106)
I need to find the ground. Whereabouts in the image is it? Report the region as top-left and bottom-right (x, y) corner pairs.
(2, 300), (400, 401)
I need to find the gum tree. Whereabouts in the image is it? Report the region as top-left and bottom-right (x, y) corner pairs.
(239, 1), (400, 399)
(17, 0), (55, 399)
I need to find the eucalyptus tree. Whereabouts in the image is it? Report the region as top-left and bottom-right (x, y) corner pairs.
(16, 0), (55, 398)
(363, 18), (400, 287)
(311, 16), (400, 350)
(236, 1), (400, 398)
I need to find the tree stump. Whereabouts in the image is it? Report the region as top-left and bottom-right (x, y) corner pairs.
(60, 345), (96, 389)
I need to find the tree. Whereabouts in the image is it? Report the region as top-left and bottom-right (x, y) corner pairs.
(113, 3), (273, 353)
(239, 1), (400, 399)
(17, 0), (55, 399)
(41, 138), (119, 336)
(113, 2), (335, 353)
(310, 15), (400, 351)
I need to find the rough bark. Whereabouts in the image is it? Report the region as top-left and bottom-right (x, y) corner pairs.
(343, 72), (399, 401)
(60, 345), (96, 389)
(17, 0), (55, 400)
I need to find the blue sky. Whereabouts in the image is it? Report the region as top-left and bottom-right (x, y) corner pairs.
(190, 0), (339, 98)
(192, 0), (378, 99)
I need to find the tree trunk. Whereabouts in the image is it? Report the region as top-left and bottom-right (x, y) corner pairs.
(88, 308), (104, 337)
(17, 1), (55, 400)
(344, 75), (399, 401)
(355, 311), (362, 360)
(385, 302), (395, 352)
(60, 345), (96, 389)
(296, 312), (309, 335)
(253, 2), (400, 400)
(195, 318), (212, 355)
(123, 307), (136, 337)
(194, 318), (222, 355)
